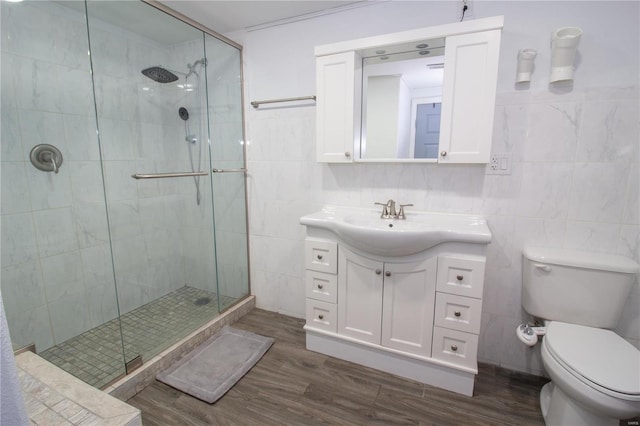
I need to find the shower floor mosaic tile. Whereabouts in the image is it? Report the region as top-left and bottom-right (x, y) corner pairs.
(40, 286), (236, 389)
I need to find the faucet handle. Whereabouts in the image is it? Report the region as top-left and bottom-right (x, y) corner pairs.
(398, 203), (413, 220)
(374, 202), (390, 218)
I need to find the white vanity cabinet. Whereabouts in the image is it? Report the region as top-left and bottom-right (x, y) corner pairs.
(314, 16), (503, 164)
(304, 242), (488, 396)
(301, 206), (491, 396)
(338, 246), (437, 356)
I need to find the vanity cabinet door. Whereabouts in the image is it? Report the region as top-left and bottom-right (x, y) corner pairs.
(338, 247), (383, 344)
(438, 29), (501, 164)
(316, 51), (361, 163)
(381, 257), (437, 356)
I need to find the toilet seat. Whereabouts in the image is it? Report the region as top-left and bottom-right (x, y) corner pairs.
(545, 321), (640, 401)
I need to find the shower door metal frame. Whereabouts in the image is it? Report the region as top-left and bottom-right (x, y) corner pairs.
(140, 0), (252, 309)
(141, 0), (242, 50)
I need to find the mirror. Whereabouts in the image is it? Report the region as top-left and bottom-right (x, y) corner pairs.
(360, 39), (445, 161)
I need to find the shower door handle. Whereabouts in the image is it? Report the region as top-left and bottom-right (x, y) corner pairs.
(131, 171), (208, 179)
(212, 168), (247, 173)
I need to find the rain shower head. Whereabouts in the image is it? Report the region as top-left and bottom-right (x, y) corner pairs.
(141, 66), (179, 83)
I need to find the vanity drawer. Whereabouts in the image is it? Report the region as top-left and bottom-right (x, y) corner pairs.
(306, 299), (337, 333)
(434, 293), (482, 334)
(306, 270), (337, 303)
(436, 256), (486, 299)
(431, 326), (478, 370)
(305, 239), (337, 274)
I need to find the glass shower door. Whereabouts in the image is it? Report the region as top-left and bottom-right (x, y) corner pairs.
(85, 1), (221, 369)
(0, 0), (127, 388)
(205, 33), (250, 311)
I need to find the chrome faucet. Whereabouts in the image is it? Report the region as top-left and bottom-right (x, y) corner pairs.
(374, 199), (412, 219)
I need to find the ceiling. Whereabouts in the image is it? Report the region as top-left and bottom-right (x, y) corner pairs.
(160, 0), (366, 34)
(57, 1), (368, 46)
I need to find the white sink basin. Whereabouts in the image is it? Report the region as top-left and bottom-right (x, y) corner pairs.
(300, 206), (492, 256)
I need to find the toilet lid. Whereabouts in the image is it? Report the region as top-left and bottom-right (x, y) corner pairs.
(546, 322), (640, 396)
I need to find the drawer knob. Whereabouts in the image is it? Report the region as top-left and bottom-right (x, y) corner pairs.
(456, 274), (464, 281)
(317, 284), (323, 289)
(317, 254), (323, 260)
(385, 271), (391, 277)
(375, 269), (382, 275)
(318, 314), (324, 320)
(451, 344), (458, 352)
(454, 311), (461, 317)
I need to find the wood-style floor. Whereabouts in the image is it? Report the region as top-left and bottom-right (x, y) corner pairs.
(127, 309), (548, 425)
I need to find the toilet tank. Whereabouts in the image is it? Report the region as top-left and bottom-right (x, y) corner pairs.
(522, 247), (639, 329)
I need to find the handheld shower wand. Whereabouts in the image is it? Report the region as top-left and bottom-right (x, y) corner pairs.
(179, 106), (202, 205)
(179, 107), (196, 144)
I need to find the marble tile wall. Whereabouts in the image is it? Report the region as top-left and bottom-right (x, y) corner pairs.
(233, 1), (640, 375)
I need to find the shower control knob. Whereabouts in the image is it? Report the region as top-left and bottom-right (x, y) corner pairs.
(454, 311), (461, 317)
(450, 344), (458, 352)
(456, 274), (464, 281)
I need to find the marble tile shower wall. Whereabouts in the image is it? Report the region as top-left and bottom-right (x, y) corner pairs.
(0, 2), (215, 352)
(246, 85), (639, 375)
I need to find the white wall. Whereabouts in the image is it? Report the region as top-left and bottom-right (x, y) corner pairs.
(397, 77), (411, 158)
(365, 75), (401, 158)
(226, 0), (639, 375)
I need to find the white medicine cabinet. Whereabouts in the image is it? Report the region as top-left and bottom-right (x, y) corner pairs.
(315, 16), (503, 164)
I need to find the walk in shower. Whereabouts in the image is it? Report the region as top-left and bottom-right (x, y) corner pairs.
(1, 0), (249, 389)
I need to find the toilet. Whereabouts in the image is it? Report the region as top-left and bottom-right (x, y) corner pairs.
(521, 247), (640, 426)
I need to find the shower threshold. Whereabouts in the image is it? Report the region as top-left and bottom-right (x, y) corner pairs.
(39, 286), (235, 389)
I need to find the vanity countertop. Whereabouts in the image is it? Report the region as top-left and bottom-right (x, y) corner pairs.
(300, 205), (492, 256)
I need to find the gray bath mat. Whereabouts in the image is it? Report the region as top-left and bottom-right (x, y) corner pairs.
(157, 326), (274, 403)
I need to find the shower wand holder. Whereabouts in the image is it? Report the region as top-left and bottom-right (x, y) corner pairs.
(30, 144), (63, 174)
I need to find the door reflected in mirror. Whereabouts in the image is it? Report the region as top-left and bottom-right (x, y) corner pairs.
(360, 41), (445, 161)
(411, 99), (441, 159)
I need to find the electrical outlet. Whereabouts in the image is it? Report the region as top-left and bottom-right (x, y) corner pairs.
(457, 0), (474, 21)
(486, 153), (511, 175)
